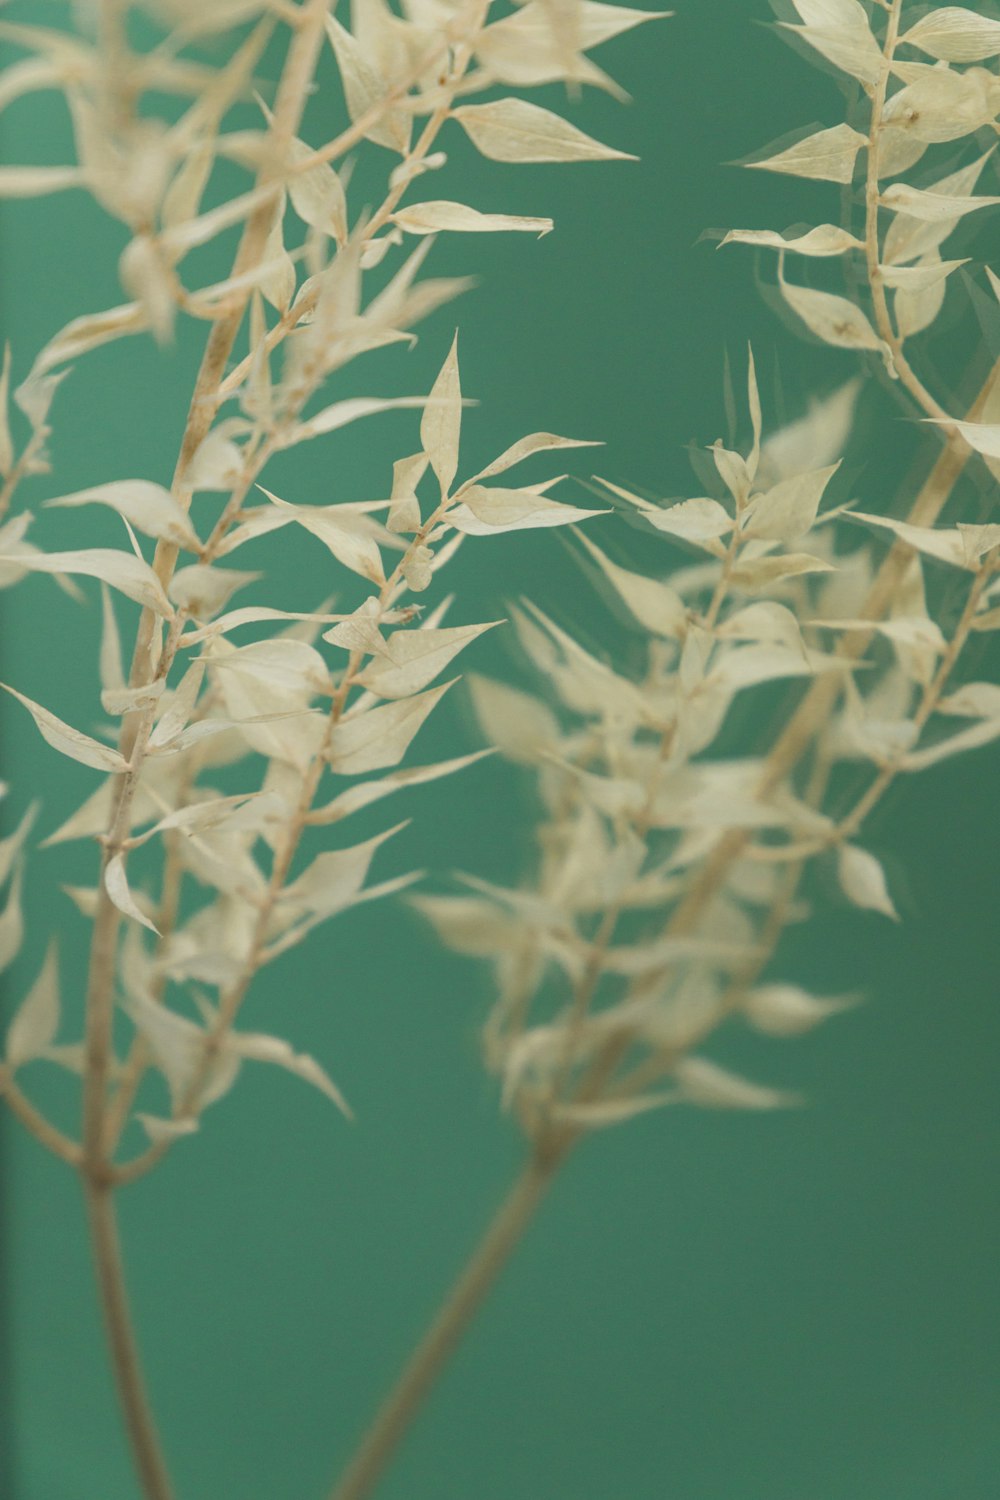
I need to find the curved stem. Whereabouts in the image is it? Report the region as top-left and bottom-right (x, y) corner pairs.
(84, 1179), (174, 1500)
(74, 10), (334, 1497)
(0, 1067), (81, 1165)
(863, 0), (955, 428)
(328, 1154), (560, 1500)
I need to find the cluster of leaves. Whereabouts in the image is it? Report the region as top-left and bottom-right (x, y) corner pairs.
(419, 0), (1000, 1148)
(0, 0), (660, 1165)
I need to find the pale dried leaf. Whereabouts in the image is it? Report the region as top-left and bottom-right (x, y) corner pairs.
(837, 843), (899, 919)
(357, 622), (501, 698)
(450, 484), (605, 534)
(575, 531), (686, 637)
(451, 98), (634, 164)
(742, 464), (839, 542)
(675, 1056), (798, 1109)
(105, 854), (160, 935)
(392, 201), (553, 236)
(747, 123), (867, 185)
(1, 546), (173, 613)
(720, 224), (863, 257)
(0, 863), (24, 974)
(421, 335), (461, 497)
(6, 942), (59, 1066)
(229, 1030), (351, 1115)
(43, 479), (196, 547)
(1, 684), (129, 772)
(327, 681), (454, 774)
(901, 8), (1000, 62)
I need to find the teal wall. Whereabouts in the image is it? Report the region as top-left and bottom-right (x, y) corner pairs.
(2, 4), (999, 1498)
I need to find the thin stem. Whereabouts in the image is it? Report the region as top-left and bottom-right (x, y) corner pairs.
(328, 1154), (560, 1500)
(0, 1067), (82, 1165)
(74, 12), (333, 1497)
(84, 1180), (174, 1500)
(863, 0), (954, 428)
(838, 558), (995, 839)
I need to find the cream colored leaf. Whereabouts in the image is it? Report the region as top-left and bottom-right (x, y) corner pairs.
(124, 993), (203, 1109)
(901, 8), (1000, 61)
(575, 531), (687, 637)
(229, 1031), (350, 1115)
(1, 684), (129, 772)
(119, 235), (174, 346)
(0, 344), (13, 479)
(327, 681), (454, 775)
(937, 681), (1000, 718)
(779, 269), (891, 366)
(717, 601), (805, 652)
(894, 261), (948, 341)
(730, 552), (833, 589)
(883, 152), (993, 266)
(324, 14), (410, 154)
(837, 843), (898, 919)
(104, 854), (160, 935)
(923, 419), (1000, 461)
(0, 802), (37, 889)
(744, 983), (854, 1037)
(6, 943), (59, 1066)
(421, 335), (461, 497)
(742, 463), (839, 542)
(720, 224), (863, 257)
(43, 479), (196, 547)
(282, 825), (403, 920)
(309, 750), (494, 825)
(466, 674), (560, 763)
(255, 488), (385, 584)
(782, 11), (882, 86)
(289, 394), (426, 445)
(758, 379), (861, 487)
(554, 1094), (676, 1128)
(357, 622), (502, 699)
(880, 257), (967, 292)
(675, 1056), (797, 1110)
(644, 496), (732, 544)
(451, 98), (634, 164)
(31, 303), (147, 377)
(846, 510), (970, 568)
(747, 123), (867, 185)
(1, 546), (173, 613)
(0, 864), (24, 975)
(136, 1113), (198, 1144)
(392, 201), (553, 236)
(287, 137), (348, 244)
(880, 183), (1000, 223)
(472, 431), (601, 482)
(449, 484), (605, 534)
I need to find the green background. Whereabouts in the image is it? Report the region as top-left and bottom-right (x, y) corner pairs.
(2, 2), (999, 1497)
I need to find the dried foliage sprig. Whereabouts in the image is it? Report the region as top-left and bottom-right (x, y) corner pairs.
(343, 1), (1000, 1491)
(0, 1), (661, 1495)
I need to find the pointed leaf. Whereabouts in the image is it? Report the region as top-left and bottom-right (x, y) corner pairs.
(327, 681), (454, 774)
(451, 98), (634, 164)
(1, 684), (129, 772)
(6, 943), (59, 1066)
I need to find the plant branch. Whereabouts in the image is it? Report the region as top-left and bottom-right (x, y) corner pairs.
(0, 1066), (82, 1164)
(327, 1152), (560, 1500)
(84, 1179), (174, 1500)
(863, 0), (954, 428)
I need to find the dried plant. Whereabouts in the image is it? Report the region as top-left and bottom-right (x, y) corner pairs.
(0, 2), (997, 1499)
(0, 0), (657, 1494)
